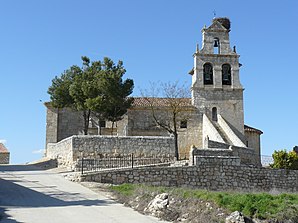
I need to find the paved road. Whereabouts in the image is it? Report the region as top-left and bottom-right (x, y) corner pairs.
(0, 165), (167, 223)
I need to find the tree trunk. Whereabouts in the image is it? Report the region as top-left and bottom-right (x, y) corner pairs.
(83, 110), (91, 135)
(174, 132), (179, 160)
(97, 119), (102, 135)
(111, 121), (115, 135)
(173, 113), (179, 160)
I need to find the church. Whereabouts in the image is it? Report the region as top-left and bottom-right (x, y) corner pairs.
(45, 18), (262, 166)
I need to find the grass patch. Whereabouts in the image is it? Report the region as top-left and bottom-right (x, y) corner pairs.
(110, 184), (298, 221)
(110, 183), (136, 196)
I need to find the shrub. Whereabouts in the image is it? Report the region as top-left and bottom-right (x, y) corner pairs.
(270, 149), (298, 170)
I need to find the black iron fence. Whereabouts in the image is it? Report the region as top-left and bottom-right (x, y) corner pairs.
(261, 155), (273, 167)
(79, 154), (174, 174)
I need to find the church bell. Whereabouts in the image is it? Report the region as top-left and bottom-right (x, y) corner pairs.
(214, 39), (219, 47)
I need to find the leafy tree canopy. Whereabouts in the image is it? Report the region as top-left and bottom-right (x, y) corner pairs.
(48, 56), (134, 135)
(270, 148), (298, 170)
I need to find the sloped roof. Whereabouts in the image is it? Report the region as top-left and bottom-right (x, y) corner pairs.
(132, 97), (193, 108)
(0, 143), (9, 153)
(205, 20), (228, 32)
(244, 125), (263, 135)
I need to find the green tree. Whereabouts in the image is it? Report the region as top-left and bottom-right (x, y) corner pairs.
(68, 57), (100, 135)
(89, 57), (134, 134)
(271, 148), (298, 170)
(47, 66), (77, 108)
(48, 56), (134, 136)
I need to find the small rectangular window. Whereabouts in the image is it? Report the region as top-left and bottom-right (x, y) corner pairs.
(180, 120), (187, 129)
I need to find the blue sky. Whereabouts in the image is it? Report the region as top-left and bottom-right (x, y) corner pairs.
(0, 0), (297, 164)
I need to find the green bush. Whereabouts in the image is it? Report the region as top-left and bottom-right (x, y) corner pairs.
(270, 149), (298, 170)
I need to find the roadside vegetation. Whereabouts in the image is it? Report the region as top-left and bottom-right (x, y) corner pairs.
(271, 148), (298, 170)
(110, 183), (298, 222)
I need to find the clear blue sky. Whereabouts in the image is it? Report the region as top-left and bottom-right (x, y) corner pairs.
(0, 0), (297, 164)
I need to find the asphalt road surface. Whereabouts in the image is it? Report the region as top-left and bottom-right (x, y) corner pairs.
(0, 165), (168, 223)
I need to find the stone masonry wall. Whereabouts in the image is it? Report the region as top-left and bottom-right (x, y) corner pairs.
(0, 153), (9, 164)
(191, 146), (259, 167)
(71, 135), (175, 160)
(194, 156), (241, 166)
(232, 145), (260, 166)
(45, 105), (58, 146)
(81, 164), (298, 193)
(126, 108), (202, 156)
(46, 135), (175, 168)
(47, 137), (74, 168)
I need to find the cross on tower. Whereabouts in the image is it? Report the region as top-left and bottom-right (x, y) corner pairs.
(213, 10), (216, 18)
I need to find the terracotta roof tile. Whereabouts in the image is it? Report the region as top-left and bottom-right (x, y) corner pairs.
(244, 125), (263, 135)
(0, 143), (9, 153)
(131, 97), (192, 108)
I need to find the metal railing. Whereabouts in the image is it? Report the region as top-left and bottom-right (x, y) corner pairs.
(261, 155), (273, 167)
(79, 154), (174, 174)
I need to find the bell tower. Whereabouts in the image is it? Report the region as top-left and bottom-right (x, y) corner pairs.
(190, 18), (245, 137)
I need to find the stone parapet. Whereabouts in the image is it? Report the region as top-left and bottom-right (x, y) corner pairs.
(47, 137), (74, 168)
(194, 156), (240, 166)
(190, 145), (259, 167)
(46, 135), (175, 169)
(81, 165), (298, 193)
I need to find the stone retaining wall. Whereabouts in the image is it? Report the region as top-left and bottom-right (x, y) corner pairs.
(81, 164), (298, 193)
(194, 156), (241, 166)
(191, 146), (260, 167)
(47, 137), (74, 168)
(46, 135), (175, 168)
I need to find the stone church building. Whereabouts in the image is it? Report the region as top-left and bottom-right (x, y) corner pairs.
(45, 18), (262, 165)
(0, 143), (10, 164)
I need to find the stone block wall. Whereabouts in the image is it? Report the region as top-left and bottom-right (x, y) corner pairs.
(191, 144), (259, 167)
(126, 108), (202, 156)
(46, 135), (175, 168)
(46, 137), (74, 168)
(194, 155), (240, 166)
(57, 108), (84, 141)
(45, 104), (84, 145)
(0, 143), (10, 164)
(0, 153), (9, 164)
(245, 131), (261, 159)
(207, 139), (230, 149)
(192, 148), (233, 158)
(45, 104), (58, 145)
(192, 89), (244, 137)
(81, 164), (298, 193)
(232, 145), (260, 166)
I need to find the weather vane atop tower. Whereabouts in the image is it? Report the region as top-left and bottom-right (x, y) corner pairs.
(213, 10), (216, 18)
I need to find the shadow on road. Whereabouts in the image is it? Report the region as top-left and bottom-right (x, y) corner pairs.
(0, 164), (43, 172)
(0, 177), (112, 208)
(0, 159), (57, 172)
(0, 207), (23, 223)
(0, 165), (115, 223)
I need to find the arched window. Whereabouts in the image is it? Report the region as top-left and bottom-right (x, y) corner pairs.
(222, 64), (231, 85)
(212, 107), (217, 121)
(203, 63), (213, 85)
